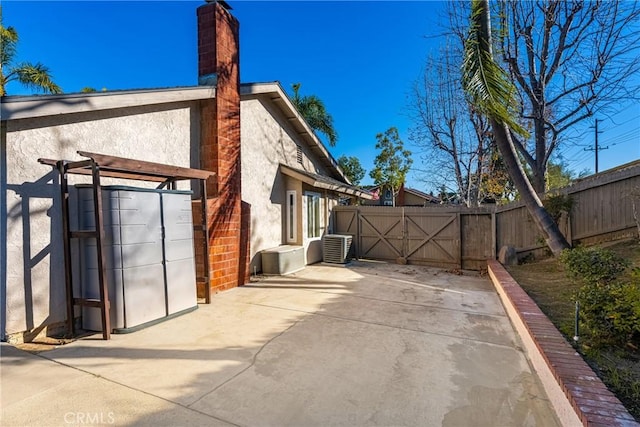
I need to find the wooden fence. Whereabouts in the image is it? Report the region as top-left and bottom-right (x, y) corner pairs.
(332, 205), (494, 270)
(331, 161), (640, 270)
(496, 160), (640, 257)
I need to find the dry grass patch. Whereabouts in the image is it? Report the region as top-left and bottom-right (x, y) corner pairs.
(505, 239), (640, 421)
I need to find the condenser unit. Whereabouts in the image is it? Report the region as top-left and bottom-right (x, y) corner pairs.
(323, 234), (353, 264)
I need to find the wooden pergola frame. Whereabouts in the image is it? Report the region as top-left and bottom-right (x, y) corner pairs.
(39, 151), (215, 340)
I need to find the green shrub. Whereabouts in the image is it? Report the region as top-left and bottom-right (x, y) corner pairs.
(543, 194), (574, 223)
(560, 246), (637, 347)
(577, 281), (640, 347)
(560, 246), (629, 286)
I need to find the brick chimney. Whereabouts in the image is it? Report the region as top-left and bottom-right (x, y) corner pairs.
(397, 183), (405, 206)
(195, 0), (248, 296)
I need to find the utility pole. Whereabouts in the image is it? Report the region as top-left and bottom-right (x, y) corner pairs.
(585, 118), (608, 173)
(595, 119), (600, 174)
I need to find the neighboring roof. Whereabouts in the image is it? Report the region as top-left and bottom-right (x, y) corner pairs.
(404, 187), (441, 203)
(1, 81), (349, 184)
(280, 164), (374, 200)
(362, 184), (441, 203)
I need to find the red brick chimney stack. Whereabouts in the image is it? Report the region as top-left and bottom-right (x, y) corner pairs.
(195, 0), (247, 296)
(197, 0), (239, 87)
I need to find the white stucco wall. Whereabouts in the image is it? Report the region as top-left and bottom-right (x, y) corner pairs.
(1, 86), (346, 338)
(241, 95), (335, 272)
(1, 102), (200, 338)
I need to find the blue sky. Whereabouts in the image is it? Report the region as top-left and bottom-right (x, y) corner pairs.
(3, 1), (639, 191)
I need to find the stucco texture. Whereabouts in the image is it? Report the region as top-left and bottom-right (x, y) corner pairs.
(240, 96), (335, 272)
(2, 104), (199, 338)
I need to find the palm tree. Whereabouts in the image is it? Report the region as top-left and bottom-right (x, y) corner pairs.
(291, 83), (338, 146)
(462, 0), (569, 256)
(1, 8), (61, 95)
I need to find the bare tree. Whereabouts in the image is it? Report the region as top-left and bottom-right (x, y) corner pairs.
(463, 0), (570, 255)
(409, 44), (493, 207)
(500, 0), (640, 193)
(409, 1), (499, 207)
(410, 1), (524, 206)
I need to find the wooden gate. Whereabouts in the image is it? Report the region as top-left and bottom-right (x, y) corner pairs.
(359, 208), (405, 261)
(334, 206), (495, 269)
(404, 210), (460, 268)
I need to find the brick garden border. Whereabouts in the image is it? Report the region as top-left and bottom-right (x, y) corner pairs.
(487, 260), (639, 427)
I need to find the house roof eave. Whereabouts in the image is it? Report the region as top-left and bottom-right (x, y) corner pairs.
(280, 164), (373, 200)
(241, 82), (348, 183)
(1, 86), (216, 121)
(3, 81), (351, 186)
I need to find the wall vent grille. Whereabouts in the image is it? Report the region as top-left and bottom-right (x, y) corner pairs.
(296, 145), (303, 164)
(323, 234), (353, 264)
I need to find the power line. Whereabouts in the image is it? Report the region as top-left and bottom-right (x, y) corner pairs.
(601, 128), (640, 145)
(572, 152), (595, 171)
(602, 113), (640, 129)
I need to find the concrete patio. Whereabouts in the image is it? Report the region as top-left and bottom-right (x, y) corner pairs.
(1, 261), (560, 426)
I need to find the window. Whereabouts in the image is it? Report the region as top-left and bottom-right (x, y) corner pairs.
(286, 191), (297, 243)
(305, 192), (322, 239)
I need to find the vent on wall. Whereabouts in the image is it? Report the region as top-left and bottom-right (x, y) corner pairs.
(323, 234), (353, 264)
(296, 145), (303, 164)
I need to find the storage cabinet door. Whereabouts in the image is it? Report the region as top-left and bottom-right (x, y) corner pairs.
(73, 186), (197, 332)
(162, 192), (197, 315)
(118, 190), (166, 327)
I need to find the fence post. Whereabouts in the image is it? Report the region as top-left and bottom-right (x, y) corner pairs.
(356, 207), (361, 259)
(491, 210), (497, 259)
(457, 212), (462, 269)
(402, 207), (407, 259)
(565, 211), (573, 247)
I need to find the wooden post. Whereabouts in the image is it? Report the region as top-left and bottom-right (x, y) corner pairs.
(491, 210), (497, 259)
(91, 161), (111, 340)
(57, 161), (75, 338)
(200, 179), (211, 303)
(356, 207), (362, 259)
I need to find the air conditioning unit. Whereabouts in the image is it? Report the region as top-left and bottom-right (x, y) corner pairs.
(323, 234), (353, 264)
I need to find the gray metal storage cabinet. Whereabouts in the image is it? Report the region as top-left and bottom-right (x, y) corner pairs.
(73, 185), (197, 333)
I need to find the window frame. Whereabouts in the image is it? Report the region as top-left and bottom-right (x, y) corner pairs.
(304, 191), (323, 240)
(286, 190), (297, 243)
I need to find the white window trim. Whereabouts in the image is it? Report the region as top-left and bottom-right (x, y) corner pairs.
(304, 191), (323, 241)
(286, 190), (297, 243)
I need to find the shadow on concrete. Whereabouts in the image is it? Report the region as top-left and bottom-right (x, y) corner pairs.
(3, 263), (561, 427)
